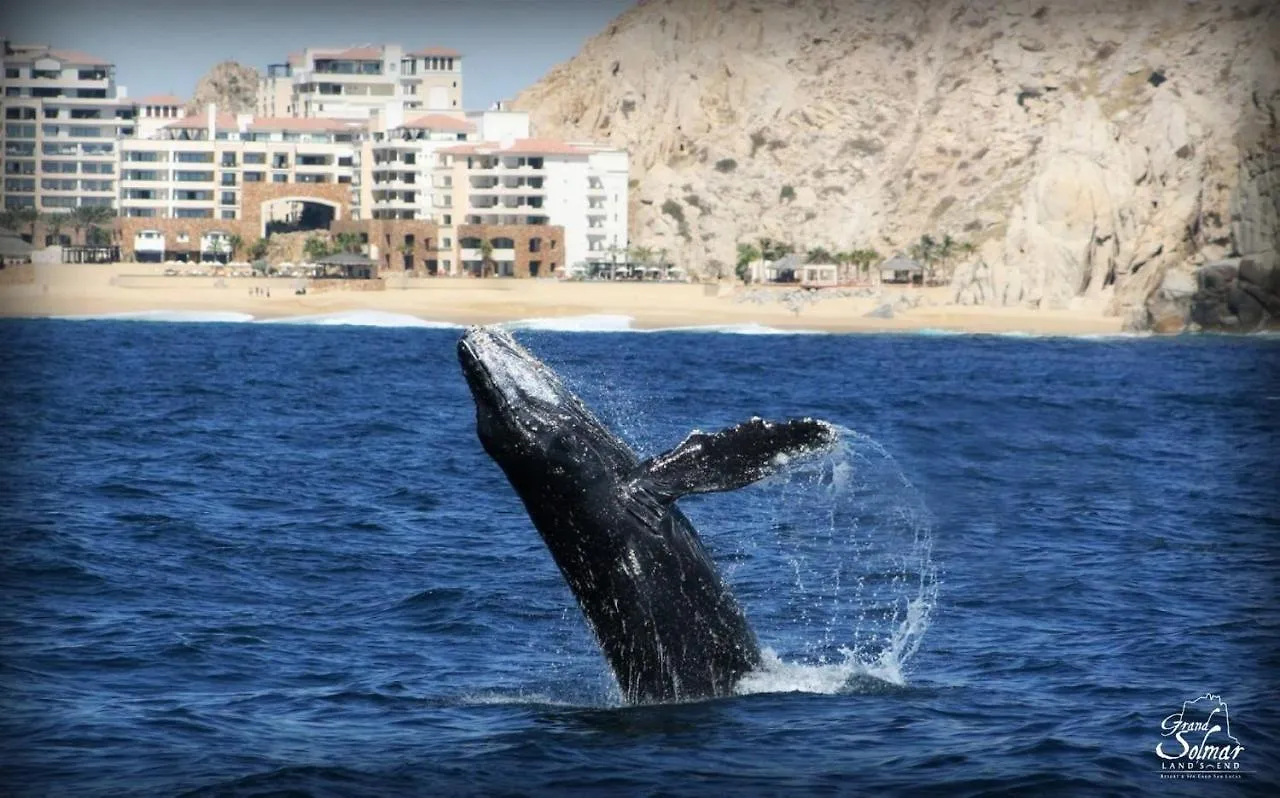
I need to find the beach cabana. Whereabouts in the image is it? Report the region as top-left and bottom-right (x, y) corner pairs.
(314, 251), (376, 280)
(878, 255), (923, 285)
(0, 230), (34, 265)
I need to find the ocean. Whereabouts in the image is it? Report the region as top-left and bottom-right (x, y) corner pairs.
(1, 313), (1277, 796)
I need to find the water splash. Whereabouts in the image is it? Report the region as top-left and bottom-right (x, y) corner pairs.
(735, 426), (938, 694)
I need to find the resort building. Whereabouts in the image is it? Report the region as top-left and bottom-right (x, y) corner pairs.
(134, 94), (187, 139)
(2, 40), (630, 278)
(1, 41), (134, 213)
(117, 105), (363, 261)
(258, 44), (463, 120)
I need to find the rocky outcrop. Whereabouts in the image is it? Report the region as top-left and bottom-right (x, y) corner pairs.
(1185, 255), (1280, 332)
(513, 0), (1279, 328)
(185, 61), (259, 115)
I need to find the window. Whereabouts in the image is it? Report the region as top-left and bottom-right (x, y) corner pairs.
(243, 172), (264, 182)
(529, 261), (541, 277)
(220, 191), (236, 205)
(221, 152), (237, 167)
(243, 152), (265, 164)
(221, 210), (236, 220)
(272, 174), (287, 183)
(3, 160), (35, 175)
(70, 109), (102, 120)
(41, 160), (77, 173)
(221, 173), (236, 186)
(4, 107), (35, 120)
(80, 179), (113, 192)
(174, 189), (212, 201)
(174, 171), (213, 182)
(271, 154), (289, 169)
(338, 156), (352, 167)
(43, 108), (58, 119)
(529, 238), (541, 253)
(125, 151), (162, 162)
(442, 237), (452, 247)
(41, 196), (76, 208)
(176, 152), (213, 163)
(175, 208), (213, 218)
(82, 162), (114, 174)
(442, 214), (451, 225)
(4, 68), (19, 79)
(4, 195), (36, 208)
(337, 175), (351, 184)
(3, 178), (35, 192)
(69, 126), (102, 138)
(125, 208), (156, 218)
(41, 178), (78, 191)
(4, 124), (35, 138)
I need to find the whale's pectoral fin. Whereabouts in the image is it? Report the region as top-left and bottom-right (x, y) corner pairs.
(633, 417), (837, 502)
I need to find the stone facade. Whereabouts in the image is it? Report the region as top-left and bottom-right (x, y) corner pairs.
(115, 183), (351, 259)
(456, 224), (565, 278)
(330, 218), (441, 275)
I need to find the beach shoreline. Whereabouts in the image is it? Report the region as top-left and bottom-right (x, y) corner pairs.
(0, 262), (1130, 335)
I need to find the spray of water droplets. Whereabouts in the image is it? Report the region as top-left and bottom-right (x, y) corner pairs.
(729, 425), (938, 694)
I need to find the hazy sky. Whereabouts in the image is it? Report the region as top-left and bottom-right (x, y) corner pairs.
(2, 0), (635, 108)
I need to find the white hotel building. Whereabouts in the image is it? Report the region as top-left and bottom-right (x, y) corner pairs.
(2, 41), (629, 276)
(2, 42), (133, 213)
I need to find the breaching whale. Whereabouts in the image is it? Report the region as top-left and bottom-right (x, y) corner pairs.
(457, 325), (837, 704)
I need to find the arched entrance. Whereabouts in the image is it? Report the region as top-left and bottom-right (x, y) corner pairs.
(260, 197), (342, 237)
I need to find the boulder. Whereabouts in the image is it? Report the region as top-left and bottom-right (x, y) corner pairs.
(1144, 268), (1198, 332)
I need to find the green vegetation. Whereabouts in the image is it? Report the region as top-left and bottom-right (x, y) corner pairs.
(715, 158), (738, 173)
(303, 235), (331, 262)
(779, 185), (796, 202)
(334, 232), (361, 254)
(908, 233), (976, 285)
(749, 130), (768, 157)
(735, 242), (761, 284)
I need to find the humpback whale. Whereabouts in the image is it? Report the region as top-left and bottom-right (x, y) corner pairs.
(457, 326), (836, 704)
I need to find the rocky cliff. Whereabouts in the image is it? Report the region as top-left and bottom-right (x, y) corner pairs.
(185, 61), (259, 115)
(513, 0), (1279, 328)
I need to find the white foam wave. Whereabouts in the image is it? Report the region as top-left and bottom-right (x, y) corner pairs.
(255, 310), (462, 328)
(648, 322), (827, 335)
(502, 314), (636, 332)
(54, 310), (256, 323)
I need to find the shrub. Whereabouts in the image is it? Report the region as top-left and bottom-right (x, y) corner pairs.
(715, 158), (738, 173)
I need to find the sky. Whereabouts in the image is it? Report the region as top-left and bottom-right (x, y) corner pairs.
(1, 0), (635, 108)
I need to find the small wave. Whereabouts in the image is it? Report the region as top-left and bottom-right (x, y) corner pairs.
(54, 310), (255, 323)
(502, 314), (636, 332)
(648, 322), (827, 335)
(255, 310), (461, 328)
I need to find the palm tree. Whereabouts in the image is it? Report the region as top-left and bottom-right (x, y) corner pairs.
(479, 239), (494, 278)
(335, 232), (361, 254)
(736, 242), (761, 284)
(806, 246), (835, 264)
(249, 237), (269, 261)
(41, 212), (65, 247)
(303, 235), (331, 262)
(12, 207), (39, 243)
(226, 233), (244, 262)
(72, 205), (116, 247)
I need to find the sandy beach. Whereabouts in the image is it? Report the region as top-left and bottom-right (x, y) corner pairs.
(0, 262), (1127, 335)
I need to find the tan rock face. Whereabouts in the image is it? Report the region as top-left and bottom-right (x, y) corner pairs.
(512, 0), (1279, 325)
(185, 61), (260, 115)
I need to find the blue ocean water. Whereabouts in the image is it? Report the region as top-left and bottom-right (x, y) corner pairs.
(1, 316), (1278, 796)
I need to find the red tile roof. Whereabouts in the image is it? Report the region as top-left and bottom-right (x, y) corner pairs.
(6, 47), (112, 66)
(248, 116), (366, 133)
(139, 94), (184, 106)
(409, 46), (462, 58)
(333, 46), (384, 60)
(401, 114), (474, 132)
(440, 138), (591, 157)
(162, 112), (240, 130)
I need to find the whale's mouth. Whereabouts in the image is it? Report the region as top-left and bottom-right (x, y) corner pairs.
(458, 326), (567, 413)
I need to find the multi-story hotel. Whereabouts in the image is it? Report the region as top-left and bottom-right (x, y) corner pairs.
(1, 41), (629, 276)
(2, 42), (133, 213)
(258, 44), (462, 120)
